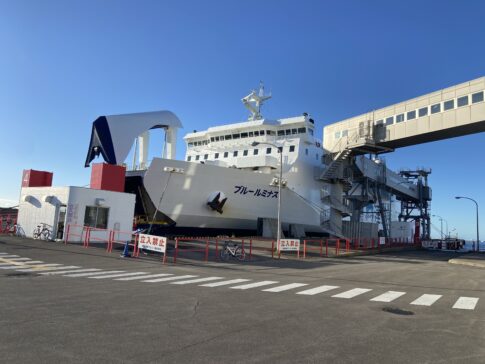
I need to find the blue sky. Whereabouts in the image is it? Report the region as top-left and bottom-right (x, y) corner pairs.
(1, 0), (485, 239)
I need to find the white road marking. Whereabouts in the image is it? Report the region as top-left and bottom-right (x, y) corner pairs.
(332, 288), (372, 299)
(171, 277), (223, 285)
(17, 265), (80, 273)
(410, 294), (442, 306)
(114, 273), (173, 281)
(262, 283), (308, 292)
(89, 272), (148, 279)
(1, 257), (32, 261)
(64, 270), (125, 278)
(296, 285), (340, 296)
(0, 255), (20, 258)
(143, 275), (198, 283)
(370, 291), (407, 302)
(41, 268), (102, 275)
(0, 262), (44, 267)
(230, 281), (279, 290)
(0, 263), (63, 270)
(0, 265), (27, 270)
(199, 278), (251, 287)
(452, 297), (479, 310)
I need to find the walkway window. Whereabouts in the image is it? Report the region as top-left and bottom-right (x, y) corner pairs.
(418, 107), (428, 117)
(457, 96), (469, 107)
(396, 114), (404, 123)
(472, 91), (484, 103)
(407, 110), (416, 120)
(444, 100), (454, 111)
(385, 116), (394, 125)
(431, 103), (441, 114)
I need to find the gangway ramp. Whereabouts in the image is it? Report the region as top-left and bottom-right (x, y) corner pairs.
(324, 77), (485, 154)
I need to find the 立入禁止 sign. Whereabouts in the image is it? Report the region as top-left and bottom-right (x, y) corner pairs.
(278, 239), (300, 251)
(138, 234), (167, 253)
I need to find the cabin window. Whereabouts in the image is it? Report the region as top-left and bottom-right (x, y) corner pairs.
(214, 153), (219, 159)
(385, 116), (394, 125)
(289, 145), (295, 152)
(241, 132), (248, 138)
(204, 154), (208, 160)
(444, 100), (454, 111)
(84, 206), (109, 229)
(233, 151), (238, 157)
(253, 149), (259, 155)
(431, 103), (441, 114)
(418, 107), (428, 117)
(224, 152), (228, 158)
(396, 114), (404, 123)
(457, 96), (468, 107)
(291, 128), (297, 134)
(298, 127), (306, 133)
(472, 91), (484, 103)
(407, 110), (416, 120)
(277, 130), (285, 136)
(187, 156), (191, 161)
(266, 147), (272, 154)
(243, 150), (248, 156)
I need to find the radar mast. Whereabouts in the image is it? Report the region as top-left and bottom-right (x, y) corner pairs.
(241, 82), (272, 121)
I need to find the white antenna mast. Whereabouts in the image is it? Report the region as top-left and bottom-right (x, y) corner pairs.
(241, 81), (272, 121)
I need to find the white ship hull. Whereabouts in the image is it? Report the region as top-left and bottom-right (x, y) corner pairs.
(142, 158), (325, 233)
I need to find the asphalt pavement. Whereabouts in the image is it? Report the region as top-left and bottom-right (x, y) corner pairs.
(1, 236), (485, 363)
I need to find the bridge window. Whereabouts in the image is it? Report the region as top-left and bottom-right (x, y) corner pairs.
(187, 156), (191, 161)
(472, 91), (484, 103)
(220, 136), (224, 141)
(254, 131), (259, 136)
(277, 130), (285, 136)
(233, 151), (238, 157)
(215, 136), (220, 142)
(224, 152), (228, 158)
(253, 149), (259, 155)
(396, 114), (404, 123)
(298, 127), (306, 133)
(285, 129), (292, 135)
(418, 107), (428, 117)
(444, 100), (454, 111)
(243, 150), (248, 156)
(289, 145), (295, 152)
(292, 128), (298, 134)
(260, 130), (265, 135)
(248, 132), (254, 137)
(232, 134), (240, 139)
(431, 103), (441, 114)
(210, 137), (214, 142)
(407, 110), (416, 120)
(241, 132), (248, 138)
(457, 96), (469, 107)
(385, 116), (394, 125)
(225, 135), (232, 140)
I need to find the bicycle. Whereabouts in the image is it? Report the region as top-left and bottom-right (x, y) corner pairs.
(219, 241), (246, 261)
(33, 223), (52, 241)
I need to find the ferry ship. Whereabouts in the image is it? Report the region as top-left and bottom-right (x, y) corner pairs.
(85, 84), (333, 237)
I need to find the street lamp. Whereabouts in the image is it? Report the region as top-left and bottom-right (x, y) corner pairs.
(455, 196), (480, 252)
(252, 141), (283, 251)
(432, 214), (448, 239)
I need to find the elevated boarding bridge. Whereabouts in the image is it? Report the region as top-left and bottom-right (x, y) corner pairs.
(323, 76), (485, 155)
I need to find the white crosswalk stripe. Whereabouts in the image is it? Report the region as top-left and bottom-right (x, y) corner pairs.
(114, 273), (173, 281)
(199, 278), (251, 287)
(0, 263), (63, 270)
(0, 262), (43, 267)
(64, 270), (125, 278)
(296, 285), (340, 296)
(370, 291), (406, 303)
(171, 277), (223, 285)
(89, 272), (148, 279)
(410, 294), (442, 306)
(452, 297), (479, 310)
(262, 283), (308, 292)
(142, 275), (198, 283)
(230, 281), (279, 290)
(17, 265), (79, 273)
(41, 268), (102, 275)
(332, 288), (372, 299)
